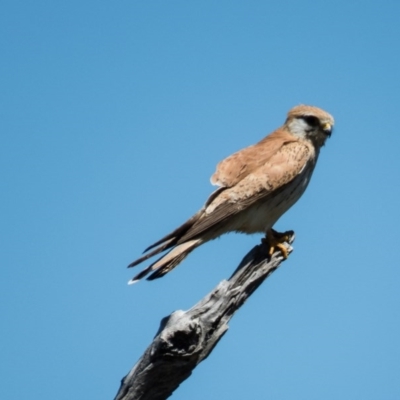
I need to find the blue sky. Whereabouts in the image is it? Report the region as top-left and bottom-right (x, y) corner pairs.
(1, 1), (400, 399)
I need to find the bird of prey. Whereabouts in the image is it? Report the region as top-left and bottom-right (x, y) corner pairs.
(128, 105), (334, 284)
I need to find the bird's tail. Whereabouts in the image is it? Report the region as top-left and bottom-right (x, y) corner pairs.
(127, 209), (204, 284)
(127, 188), (228, 284)
(128, 238), (202, 284)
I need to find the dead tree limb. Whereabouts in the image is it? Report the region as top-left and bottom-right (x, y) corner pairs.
(114, 232), (295, 400)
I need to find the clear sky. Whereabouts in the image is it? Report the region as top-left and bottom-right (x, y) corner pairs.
(2, 1), (400, 399)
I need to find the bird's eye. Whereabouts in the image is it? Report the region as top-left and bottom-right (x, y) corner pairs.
(302, 116), (319, 127)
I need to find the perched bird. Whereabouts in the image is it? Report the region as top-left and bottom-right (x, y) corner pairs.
(128, 105), (334, 284)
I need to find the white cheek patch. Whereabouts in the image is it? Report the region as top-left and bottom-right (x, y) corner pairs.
(288, 119), (309, 138)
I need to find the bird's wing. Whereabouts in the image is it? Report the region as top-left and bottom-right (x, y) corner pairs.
(210, 129), (298, 187)
(178, 139), (313, 243)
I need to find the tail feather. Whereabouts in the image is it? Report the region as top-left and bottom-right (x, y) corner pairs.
(127, 237), (175, 268)
(127, 211), (202, 271)
(143, 211), (202, 253)
(127, 264), (154, 284)
(128, 239), (201, 284)
(146, 251), (188, 280)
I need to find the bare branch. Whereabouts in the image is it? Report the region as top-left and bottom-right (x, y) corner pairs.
(114, 232), (295, 400)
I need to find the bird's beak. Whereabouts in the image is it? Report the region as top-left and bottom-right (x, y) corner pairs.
(321, 122), (332, 137)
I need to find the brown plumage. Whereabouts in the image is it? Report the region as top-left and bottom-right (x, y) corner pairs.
(128, 105), (334, 284)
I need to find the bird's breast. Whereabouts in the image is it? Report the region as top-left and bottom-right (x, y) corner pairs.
(233, 160), (316, 234)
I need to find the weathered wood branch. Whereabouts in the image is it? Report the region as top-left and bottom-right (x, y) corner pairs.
(114, 232), (295, 400)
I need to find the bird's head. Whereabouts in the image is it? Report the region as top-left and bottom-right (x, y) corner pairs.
(284, 105), (334, 147)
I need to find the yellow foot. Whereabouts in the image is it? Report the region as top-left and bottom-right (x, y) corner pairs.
(262, 228), (294, 259)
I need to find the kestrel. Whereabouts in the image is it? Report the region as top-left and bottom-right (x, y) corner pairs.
(128, 105), (334, 284)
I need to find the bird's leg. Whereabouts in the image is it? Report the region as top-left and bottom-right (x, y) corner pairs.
(262, 228), (294, 259)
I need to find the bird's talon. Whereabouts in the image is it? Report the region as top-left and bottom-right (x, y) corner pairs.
(276, 243), (288, 259)
(264, 229), (292, 259)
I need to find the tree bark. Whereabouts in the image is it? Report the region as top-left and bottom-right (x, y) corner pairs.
(114, 232), (295, 400)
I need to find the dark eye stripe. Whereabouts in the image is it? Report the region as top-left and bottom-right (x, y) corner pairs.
(302, 116), (319, 127)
